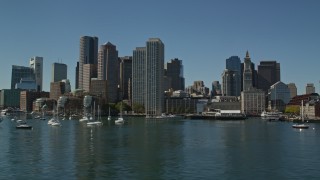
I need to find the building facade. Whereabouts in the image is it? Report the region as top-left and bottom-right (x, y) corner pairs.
(222, 69), (238, 96)
(52, 62), (67, 82)
(11, 65), (34, 90)
(0, 89), (22, 109)
(257, 61), (280, 93)
(119, 56), (132, 100)
(78, 36), (98, 91)
(287, 83), (297, 99)
(243, 51), (253, 91)
(306, 83), (315, 94)
(20, 91), (49, 112)
(145, 38), (164, 116)
(50, 82), (66, 100)
(30, 56), (43, 91)
(165, 58), (185, 91)
(241, 88), (265, 115)
(132, 47), (146, 107)
(268, 81), (290, 112)
(97, 42), (119, 103)
(226, 56), (241, 96)
(15, 78), (37, 91)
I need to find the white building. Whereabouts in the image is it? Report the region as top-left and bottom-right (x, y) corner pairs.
(30, 56), (43, 91)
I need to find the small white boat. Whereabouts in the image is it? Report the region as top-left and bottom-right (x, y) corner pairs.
(115, 102), (124, 124)
(16, 120), (32, 129)
(108, 107), (111, 121)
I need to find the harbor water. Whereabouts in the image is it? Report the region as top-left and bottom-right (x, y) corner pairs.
(1, 117), (320, 179)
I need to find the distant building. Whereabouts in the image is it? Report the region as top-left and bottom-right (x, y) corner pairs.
(15, 78), (37, 91)
(209, 96), (240, 110)
(0, 89), (23, 109)
(268, 81), (290, 112)
(82, 64), (97, 93)
(52, 62), (67, 82)
(50, 81), (66, 100)
(165, 58), (185, 91)
(226, 56), (241, 96)
(211, 81), (222, 96)
(119, 56), (132, 100)
(287, 83), (297, 98)
(30, 56), (43, 91)
(20, 91), (49, 112)
(257, 61), (280, 93)
(90, 79), (108, 104)
(164, 97), (198, 114)
(241, 88), (265, 115)
(186, 81), (209, 97)
(97, 42), (119, 102)
(306, 83), (315, 94)
(11, 65), (34, 90)
(75, 62), (79, 89)
(78, 36), (98, 91)
(132, 47), (146, 107)
(222, 69), (238, 96)
(145, 38), (164, 116)
(242, 51), (253, 91)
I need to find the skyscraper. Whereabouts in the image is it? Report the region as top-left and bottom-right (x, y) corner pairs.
(222, 69), (237, 96)
(52, 62), (67, 82)
(306, 83), (315, 94)
(287, 83), (297, 98)
(30, 56), (43, 91)
(119, 56), (132, 100)
(226, 56), (241, 96)
(243, 51), (253, 91)
(78, 36), (98, 91)
(11, 65), (34, 89)
(145, 38), (164, 116)
(166, 58), (185, 91)
(132, 47), (146, 107)
(97, 42), (119, 103)
(257, 61), (280, 93)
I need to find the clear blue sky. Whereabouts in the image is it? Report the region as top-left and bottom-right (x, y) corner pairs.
(0, 0), (319, 95)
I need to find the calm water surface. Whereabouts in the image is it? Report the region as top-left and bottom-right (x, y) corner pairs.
(0, 117), (320, 179)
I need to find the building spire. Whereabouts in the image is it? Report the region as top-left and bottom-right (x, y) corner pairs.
(246, 50), (250, 58)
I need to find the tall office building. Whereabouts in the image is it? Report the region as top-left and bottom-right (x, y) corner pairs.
(119, 56), (132, 100)
(83, 64), (97, 92)
(212, 81), (222, 96)
(257, 61), (280, 93)
(226, 56), (241, 96)
(30, 56), (43, 92)
(306, 83), (315, 94)
(11, 65), (35, 89)
(78, 36), (98, 91)
(75, 62), (79, 89)
(132, 47), (146, 106)
(221, 69), (237, 96)
(243, 51), (253, 91)
(287, 83), (297, 98)
(145, 38), (164, 116)
(166, 58), (185, 91)
(52, 63), (67, 82)
(97, 42), (119, 103)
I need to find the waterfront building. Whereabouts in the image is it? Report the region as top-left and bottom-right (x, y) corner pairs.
(241, 88), (265, 115)
(132, 47), (146, 107)
(0, 89), (23, 109)
(165, 58), (185, 91)
(209, 96), (241, 111)
(30, 56), (43, 92)
(257, 61), (280, 93)
(164, 97), (198, 114)
(15, 78), (37, 91)
(78, 36), (98, 91)
(306, 83), (315, 94)
(52, 62), (67, 82)
(145, 38), (164, 116)
(287, 83), (297, 99)
(242, 51), (253, 91)
(268, 81), (290, 112)
(119, 56), (132, 100)
(97, 42), (119, 103)
(222, 69), (238, 96)
(226, 56), (241, 96)
(11, 65), (34, 90)
(20, 91), (49, 112)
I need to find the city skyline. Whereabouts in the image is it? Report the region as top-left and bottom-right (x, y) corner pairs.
(1, 1), (320, 95)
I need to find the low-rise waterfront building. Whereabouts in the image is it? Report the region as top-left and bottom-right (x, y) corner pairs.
(241, 88), (265, 116)
(20, 91), (49, 112)
(209, 96), (241, 111)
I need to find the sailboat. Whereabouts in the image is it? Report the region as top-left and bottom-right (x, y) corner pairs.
(87, 102), (102, 126)
(115, 102), (124, 124)
(108, 106), (111, 121)
(48, 103), (62, 126)
(292, 100), (309, 129)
